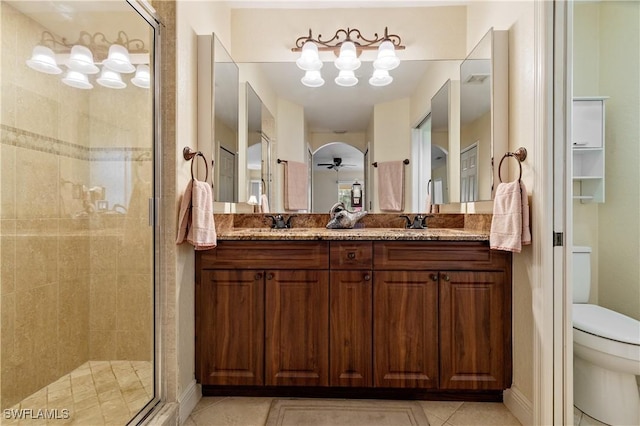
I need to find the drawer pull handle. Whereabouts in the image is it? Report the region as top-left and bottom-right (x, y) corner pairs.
(430, 274), (438, 282)
(363, 274), (371, 281)
(347, 252), (356, 260)
(266, 273), (274, 280)
(254, 273), (263, 280)
(442, 274), (450, 282)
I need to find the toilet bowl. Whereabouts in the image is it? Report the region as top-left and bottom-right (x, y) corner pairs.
(572, 246), (640, 426)
(573, 304), (640, 425)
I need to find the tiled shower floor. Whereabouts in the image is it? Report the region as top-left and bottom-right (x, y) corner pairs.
(4, 360), (152, 425)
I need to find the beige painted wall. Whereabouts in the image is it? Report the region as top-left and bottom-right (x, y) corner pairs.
(372, 98), (412, 212)
(466, 0), (536, 405)
(275, 98), (307, 212)
(309, 132), (366, 153)
(175, 0), (232, 402)
(231, 6), (467, 63)
(313, 169), (363, 213)
(596, 1), (640, 320)
(572, 2), (640, 320)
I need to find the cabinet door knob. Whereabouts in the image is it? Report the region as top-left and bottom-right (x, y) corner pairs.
(254, 273), (263, 280)
(363, 274), (371, 281)
(430, 274), (438, 282)
(347, 252), (356, 260)
(266, 273), (274, 280)
(442, 274), (450, 282)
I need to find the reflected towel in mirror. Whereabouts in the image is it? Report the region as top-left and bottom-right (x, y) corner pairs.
(284, 161), (308, 211)
(377, 161), (405, 211)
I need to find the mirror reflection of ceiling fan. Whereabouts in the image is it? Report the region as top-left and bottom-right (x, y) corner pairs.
(316, 157), (356, 170)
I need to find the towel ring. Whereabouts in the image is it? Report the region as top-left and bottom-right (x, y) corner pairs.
(183, 147), (209, 182)
(498, 147), (527, 183)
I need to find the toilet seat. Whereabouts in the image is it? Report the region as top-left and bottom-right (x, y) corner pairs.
(573, 304), (640, 345)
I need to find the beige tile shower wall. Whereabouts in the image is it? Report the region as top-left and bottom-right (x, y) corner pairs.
(1, 2), (92, 409)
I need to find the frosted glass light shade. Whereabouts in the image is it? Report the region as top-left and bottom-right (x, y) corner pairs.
(301, 70), (324, 87)
(369, 68), (393, 87)
(334, 41), (360, 71)
(131, 64), (151, 88)
(335, 69), (358, 87)
(62, 70), (93, 89)
(68, 45), (99, 74)
(26, 46), (62, 75)
(296, 42), (322, 71)
(103, 44), (135, 74)
(97, 68), (126, 89)
(373, 40), (400, 71)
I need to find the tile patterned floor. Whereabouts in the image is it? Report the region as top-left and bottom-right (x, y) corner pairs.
(185, 397), (523, 426)
(3, 360), (153, 425)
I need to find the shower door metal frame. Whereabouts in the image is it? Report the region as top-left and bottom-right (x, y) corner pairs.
(124, 1), (163, 424)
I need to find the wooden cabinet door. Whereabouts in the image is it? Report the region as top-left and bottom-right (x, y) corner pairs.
(266, 270), (329, 386)
(330, 271), (372, 387)
(439, 271), (508, 390)
(197, 270), (264, 385)
(373, 271), (438, 388)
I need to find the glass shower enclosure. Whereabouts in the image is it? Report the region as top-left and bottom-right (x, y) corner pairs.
(0, 1), (159, 424)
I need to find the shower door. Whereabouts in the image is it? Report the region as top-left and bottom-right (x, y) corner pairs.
(0, 1), (160, 424)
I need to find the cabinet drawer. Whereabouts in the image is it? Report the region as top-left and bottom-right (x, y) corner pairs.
(330, 241), (373, 270)
(198, 241), (329, 270)
(374, 241), (508, 271)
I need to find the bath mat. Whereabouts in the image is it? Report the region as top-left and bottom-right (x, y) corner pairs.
(265, 398), (430, 426)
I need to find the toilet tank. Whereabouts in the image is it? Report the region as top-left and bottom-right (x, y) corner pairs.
(573, 246), (592, 303)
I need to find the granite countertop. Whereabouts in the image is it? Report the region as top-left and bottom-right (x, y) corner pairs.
(216, 227), (490, 241)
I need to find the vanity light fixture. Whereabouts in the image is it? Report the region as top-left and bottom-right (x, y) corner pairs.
(293, 27), (404, 87)
(26, 30), (150, 90)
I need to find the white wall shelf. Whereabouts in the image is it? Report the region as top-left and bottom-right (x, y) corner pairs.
(572, 97), (607, 203)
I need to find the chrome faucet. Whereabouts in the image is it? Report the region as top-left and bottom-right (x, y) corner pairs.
(266, 214), (296, 229)
(399, 214), (432, 229)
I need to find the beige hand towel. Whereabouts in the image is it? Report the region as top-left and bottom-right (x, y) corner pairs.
(377, 161), (405, 211)
(284, 161), (308, 211)
(260, 193), (270, 213)
(490, 181), (531, 253)
(176, 179), (217, 250)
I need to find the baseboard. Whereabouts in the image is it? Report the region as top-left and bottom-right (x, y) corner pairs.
(178, 380), (201, 425)
(504, 386), (533, 426)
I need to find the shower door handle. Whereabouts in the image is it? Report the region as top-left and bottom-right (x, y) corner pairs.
(149, 197), (155, 227)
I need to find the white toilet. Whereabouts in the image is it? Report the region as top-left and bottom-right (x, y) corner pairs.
(572, 246), (640, 425)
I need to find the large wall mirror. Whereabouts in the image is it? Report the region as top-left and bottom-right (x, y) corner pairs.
(430, 80), (452, 206)
(240, 60), (461, 213)
(212, 35), (239, 202)
(246, 83), (274, 209)
(459, 28), (508, 202)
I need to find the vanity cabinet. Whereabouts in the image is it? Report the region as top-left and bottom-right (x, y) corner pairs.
(266, 270), (329, 386)
(195, 241), (329, 387)
(439, 271), (508, 390)
(196, 238), (511, 397)
(329, 241), (373, 387)
(197, 269), (264, 386)
(373, 271), (439, 388)
(373, 241), (512, 391)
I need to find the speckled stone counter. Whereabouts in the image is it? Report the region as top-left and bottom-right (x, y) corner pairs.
(213, 213), (491, 242)
(216, 227), (489, 241)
